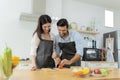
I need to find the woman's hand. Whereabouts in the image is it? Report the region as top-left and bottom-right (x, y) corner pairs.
(30, 55), (37, 71)
(30, 65), (37, 71)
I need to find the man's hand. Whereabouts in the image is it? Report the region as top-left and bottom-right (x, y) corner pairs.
(54, 57), (61, 65)
(60, 59), (72, 66)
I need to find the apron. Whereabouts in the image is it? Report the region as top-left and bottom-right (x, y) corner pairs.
(36, 38), (55, 68)
(106, 49), (114, 62)
(58, 36), (81, 68)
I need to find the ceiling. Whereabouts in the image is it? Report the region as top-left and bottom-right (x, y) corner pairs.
(78, 0), (120, 9)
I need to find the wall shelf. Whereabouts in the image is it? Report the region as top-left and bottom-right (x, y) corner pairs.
(75, 30), (99, 35)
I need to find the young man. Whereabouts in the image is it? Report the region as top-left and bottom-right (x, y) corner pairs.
(55, 18), (83, 68)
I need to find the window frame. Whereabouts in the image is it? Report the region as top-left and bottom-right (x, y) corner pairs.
(105, 10), (114, 28)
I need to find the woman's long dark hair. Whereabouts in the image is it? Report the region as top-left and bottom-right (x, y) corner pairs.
(33, 14), (52, 39)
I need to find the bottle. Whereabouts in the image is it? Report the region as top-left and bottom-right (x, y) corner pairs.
(92, 40), (94, 48)
(92, 40), (96, 48)
(94, 40), (96, 48)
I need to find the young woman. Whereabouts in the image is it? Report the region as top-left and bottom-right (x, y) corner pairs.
(30, 14), (56, 70)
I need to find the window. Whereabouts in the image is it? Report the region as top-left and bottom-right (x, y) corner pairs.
(105, 10), (114, 27)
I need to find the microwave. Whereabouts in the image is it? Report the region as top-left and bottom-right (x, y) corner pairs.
(82, 48), (101, 61)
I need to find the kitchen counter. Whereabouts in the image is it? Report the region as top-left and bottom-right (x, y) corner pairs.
(12, 68), (120, 80)
(81, 61), (118, 68)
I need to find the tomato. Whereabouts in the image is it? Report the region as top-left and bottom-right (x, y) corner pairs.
(58, 65), (63, 69)
(75, 71), (83, 76)
(94, 69), (101, 74)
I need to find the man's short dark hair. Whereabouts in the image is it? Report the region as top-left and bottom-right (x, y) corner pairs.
(57, 18), (69, 28)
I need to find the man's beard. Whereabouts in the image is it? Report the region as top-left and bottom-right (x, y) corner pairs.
(60, 33), (68, 38)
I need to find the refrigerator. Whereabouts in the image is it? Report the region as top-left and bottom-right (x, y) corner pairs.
(103, 30), (120, 68)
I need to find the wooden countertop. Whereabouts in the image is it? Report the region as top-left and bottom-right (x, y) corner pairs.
(12, 68), (120, 80)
